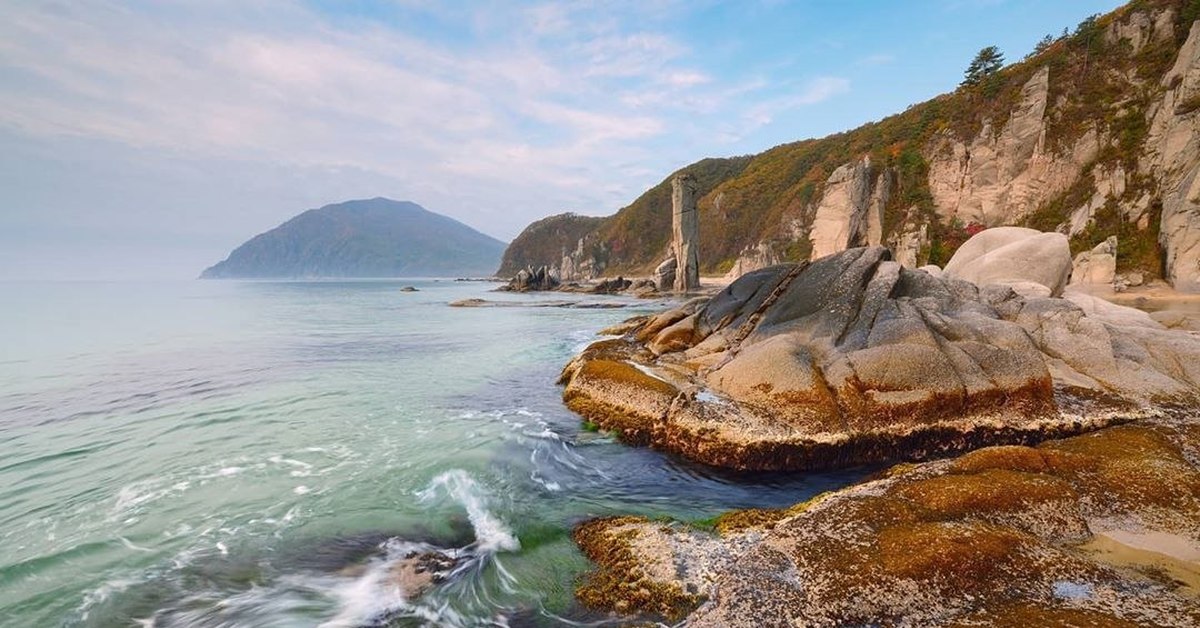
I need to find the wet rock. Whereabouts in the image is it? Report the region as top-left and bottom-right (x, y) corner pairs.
(389, 550), (461, 598)
(561, 246), (1200, 471)
(574, 419), (1200, 626)
(400, 286), (419, 292)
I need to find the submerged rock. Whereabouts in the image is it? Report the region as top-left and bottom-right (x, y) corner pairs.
(574, 419), (1200, 625)
(561, 245), (1200, 471)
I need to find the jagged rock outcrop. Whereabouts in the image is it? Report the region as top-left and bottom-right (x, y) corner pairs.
(561, 241), (1200, 472)
(942, 226), (1073, 297)
(573, 418), (1200, 625)
(1071, 236), (1119, 286)
(671, 174), (700, 292)
(1145, 19), (1200, 291)
(808, 156), (889, 259)
(497, 265), (558, 292)
(925, 67), (1099, 227)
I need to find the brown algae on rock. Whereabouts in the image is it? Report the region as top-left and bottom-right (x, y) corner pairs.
(571, 419), (1200, 625)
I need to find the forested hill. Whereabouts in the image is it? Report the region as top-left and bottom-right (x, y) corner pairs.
(502, 0), (1200, 292)
(202, 198), (506, 279)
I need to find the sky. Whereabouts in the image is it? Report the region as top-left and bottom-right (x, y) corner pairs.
(0, 0), (1125, 280)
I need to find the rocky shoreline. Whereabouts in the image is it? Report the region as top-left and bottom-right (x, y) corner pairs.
(559, 230), (1200, 624)
(573, 417), (1200, 625)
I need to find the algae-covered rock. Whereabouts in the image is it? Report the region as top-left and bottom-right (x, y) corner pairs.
(574, 420), (1200, 626)
(561, 245), (1200, 471)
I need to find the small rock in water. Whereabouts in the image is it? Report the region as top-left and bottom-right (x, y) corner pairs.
(400, 286), (419, 292)
(389, 550), (461, 598)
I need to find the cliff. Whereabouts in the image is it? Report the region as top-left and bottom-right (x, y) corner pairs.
(503, 0), (1200, 292)
(201, 198), (506, 279)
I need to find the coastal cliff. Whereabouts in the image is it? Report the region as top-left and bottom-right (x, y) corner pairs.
(503, 0), (1200, 293)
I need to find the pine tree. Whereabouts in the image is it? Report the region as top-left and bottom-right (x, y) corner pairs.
(961, 46), (1005, 87)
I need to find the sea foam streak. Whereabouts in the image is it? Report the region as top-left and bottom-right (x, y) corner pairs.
(320, 470), (521, 626)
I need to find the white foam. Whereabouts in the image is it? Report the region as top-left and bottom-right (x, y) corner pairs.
(417, 470), (519, 553)
(119, 536), (154, 553)
(293, 485), (311, 495)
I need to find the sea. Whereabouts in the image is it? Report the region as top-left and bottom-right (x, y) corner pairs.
(0, 279), (867, 627)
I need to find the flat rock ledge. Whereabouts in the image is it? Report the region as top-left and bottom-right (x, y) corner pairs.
(574, 419), (1200, 625)
(560, 247), (1200, 471)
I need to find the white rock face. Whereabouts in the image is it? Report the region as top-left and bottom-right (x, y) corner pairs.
(809, 156), (888, 259)
(889, 224), (927, 268)
(943, 227), (1072, 297)
(1070, 236), (1118, 287)
(925, 67), (1097, 227)
(1143, 21), (1200, 292)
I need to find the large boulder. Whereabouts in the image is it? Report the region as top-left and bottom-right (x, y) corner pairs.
(943, 227), (1072, 297)
(1070, 236), (1118, 287)
(560, 246), (1200, 471)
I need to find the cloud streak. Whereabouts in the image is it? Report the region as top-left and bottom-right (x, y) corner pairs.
(0, 0), (862, 278)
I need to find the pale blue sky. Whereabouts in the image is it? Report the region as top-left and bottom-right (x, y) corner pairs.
(0, 0), (1123, 279)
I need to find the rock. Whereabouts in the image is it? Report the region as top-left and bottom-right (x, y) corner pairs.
(671, 174), (700, 292)
(1151, 309), (1200, 332)
(388, 550), (461, 598)
(590, 276), (632, 294)
(1144, 21), (1200, 292)
(1061, 287), (1162, 329)
(653, 257), (677, 292)
(560, 246), (1200, 472)
(918, 264), (943, 277)
(400, 286), (419, 292)
(498, 265), (558, 292)
(1070, 236), (1117, 286)
(808, 155), (889, 259)
(1125, 271), (1145, 287)
(890, 223), (928, 268)
(925, 66), (1097, 227)
(943, 227), (1072, 297)
(574, 419), (1200, 626)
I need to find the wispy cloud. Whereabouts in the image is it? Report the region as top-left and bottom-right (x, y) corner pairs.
(0, 0), (856, 265)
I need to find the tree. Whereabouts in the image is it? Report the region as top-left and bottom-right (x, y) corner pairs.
(961, 46), (1004, 87)
(1026, 34), (1056, 60)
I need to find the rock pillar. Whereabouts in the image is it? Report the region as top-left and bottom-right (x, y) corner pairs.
(671, 173), (700, 292)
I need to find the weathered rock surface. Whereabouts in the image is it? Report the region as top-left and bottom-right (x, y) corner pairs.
(808, 155), (888, 259)
(574, 419), (1200, 625)
(653, 257), (677, 292)
(942, 226), (1072, 297)
(1071, 236), (1118, 287)
(672, 173), (701, 292)
(561, 245), (1200, 471)
(497, 265), (558, 292)
(1144, 19), (1200, 292)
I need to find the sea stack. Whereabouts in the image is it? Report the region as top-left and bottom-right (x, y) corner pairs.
(671, 173), (699, 292)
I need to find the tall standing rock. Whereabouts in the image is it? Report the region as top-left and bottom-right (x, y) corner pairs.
(671, 173), (700, 292)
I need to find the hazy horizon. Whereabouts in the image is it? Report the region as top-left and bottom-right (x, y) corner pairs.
(2, 0), (1122, 280)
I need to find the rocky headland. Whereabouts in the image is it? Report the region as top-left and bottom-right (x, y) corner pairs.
(562, 228), (1200, 624)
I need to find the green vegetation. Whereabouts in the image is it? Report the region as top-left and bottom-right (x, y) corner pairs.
(503, 0), (1188, 280)
(961, 46), (1005, 89)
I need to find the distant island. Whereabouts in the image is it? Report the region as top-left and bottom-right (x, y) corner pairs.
(200, 198), (506, 279)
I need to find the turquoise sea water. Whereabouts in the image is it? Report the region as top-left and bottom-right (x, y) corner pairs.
(0, 279), (866, 627)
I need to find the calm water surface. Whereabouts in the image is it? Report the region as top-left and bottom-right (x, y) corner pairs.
(0, 279), (866, 627)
